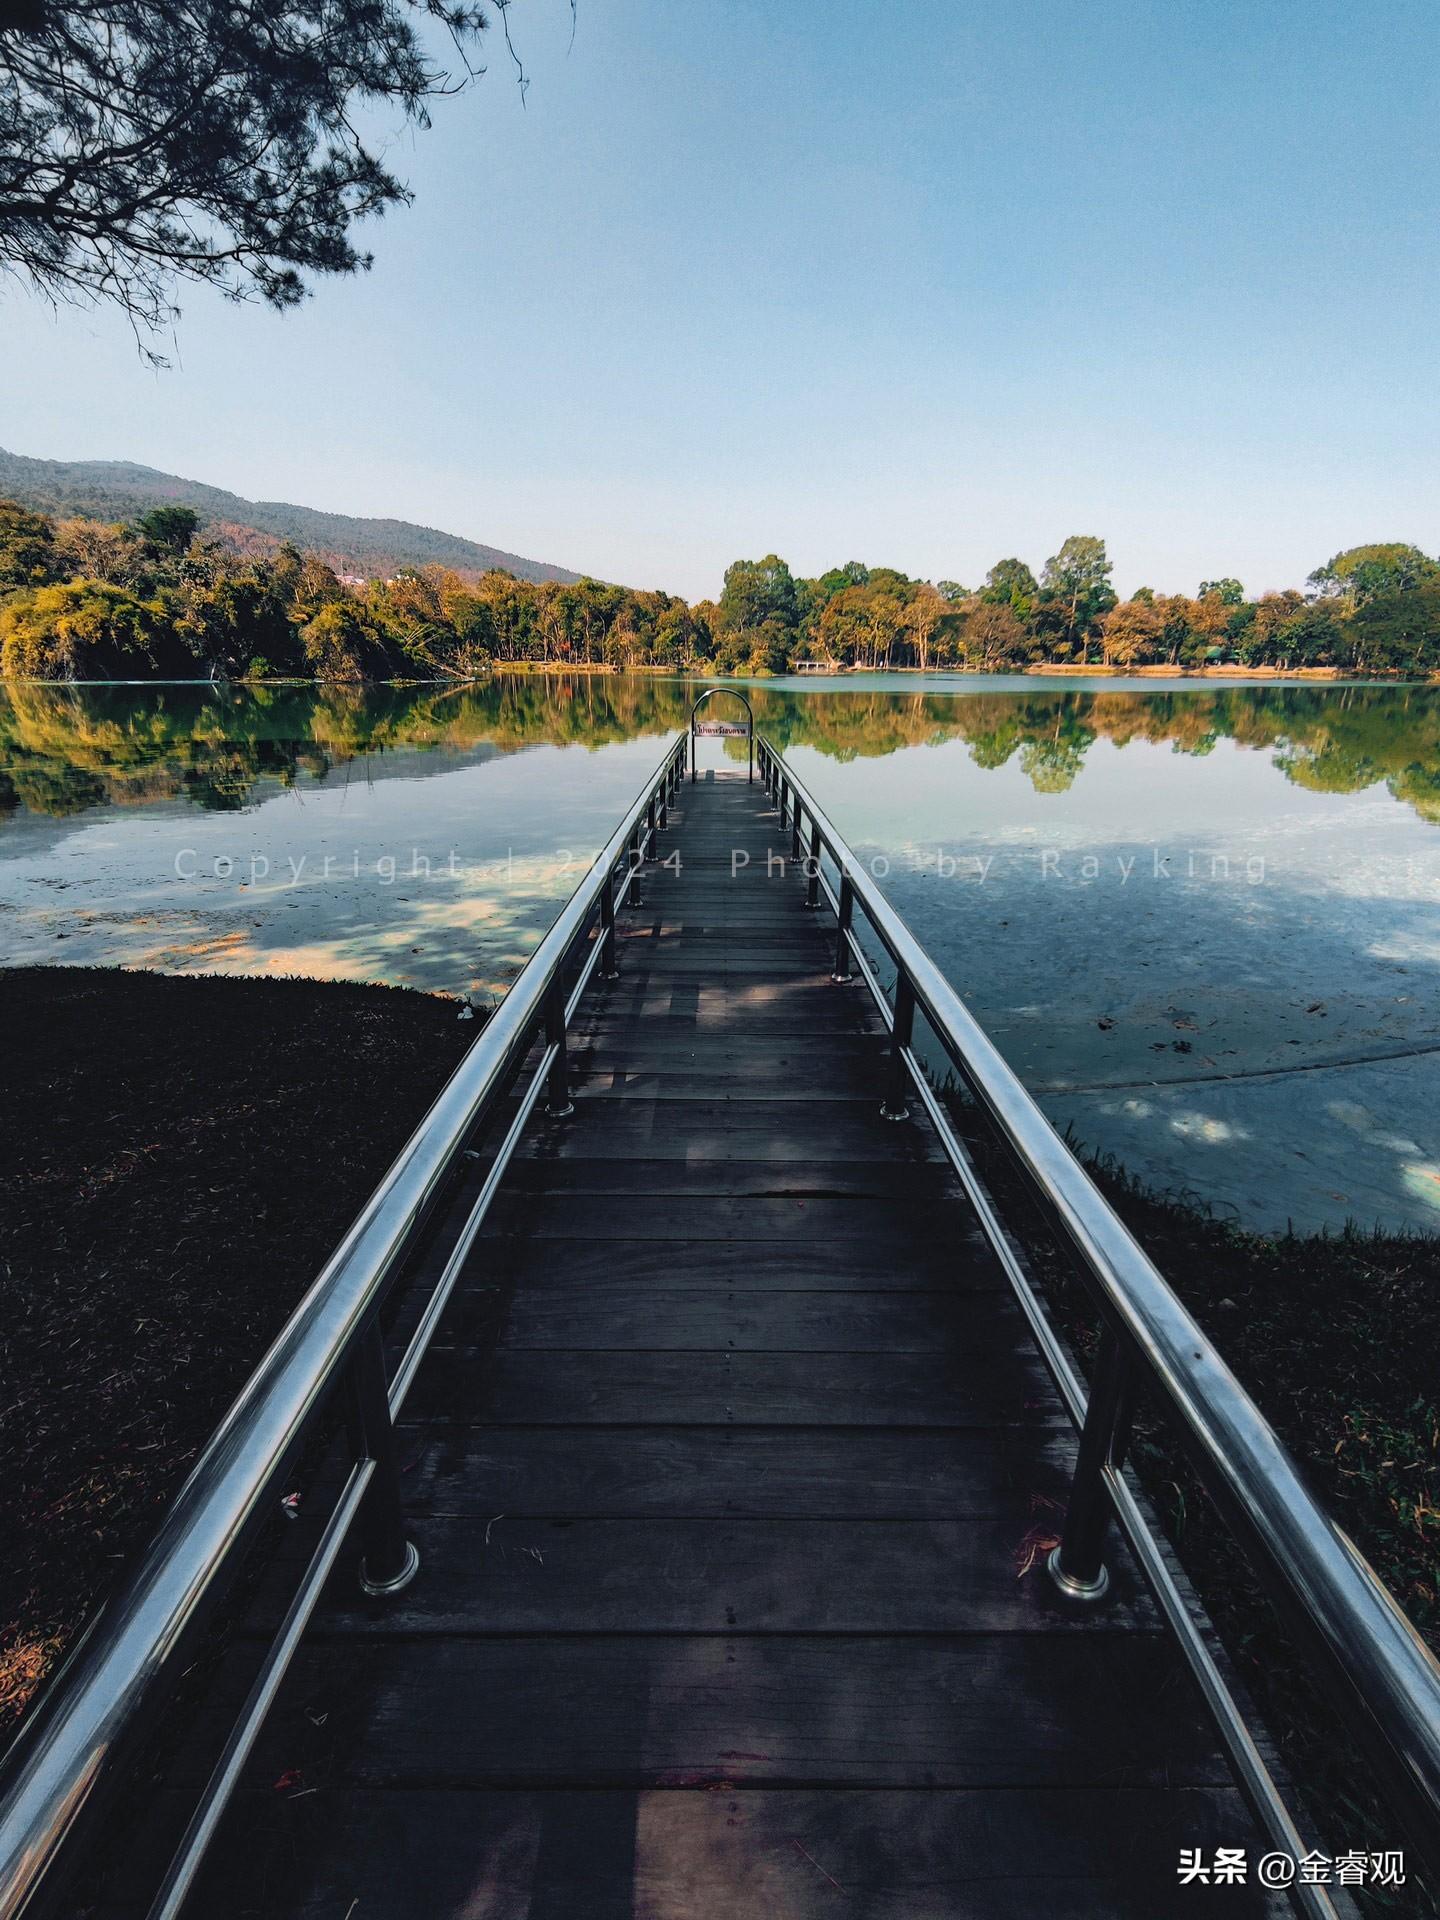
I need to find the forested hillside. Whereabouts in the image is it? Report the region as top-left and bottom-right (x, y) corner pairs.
(0, 450), (581, 585)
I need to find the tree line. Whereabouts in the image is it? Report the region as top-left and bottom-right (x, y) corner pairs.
(3, 500), (1439, 681)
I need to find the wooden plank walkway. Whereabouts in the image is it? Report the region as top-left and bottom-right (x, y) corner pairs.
(179, 766), (1277, 1918)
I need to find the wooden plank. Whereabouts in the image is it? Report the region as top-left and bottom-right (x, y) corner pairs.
(466, 1234), (998, 1290)
(168, 1785), (1276, 1920)
(564, 1055), (885, 1085)
(514, 1121), (946, 1164)
(490, 1286), (1032, 1355)
(566, 1056), (886, 1090)
(566, 1072), (882, 1101)
(515, 1130), (946, 1167)
(191, 1633), (1232, 1790)
(481, 1193), (966, 1240)
(576, 986), (866, 1021)
(263, 1516), (1150, 1634)
(396, 1425), (1073, 1518)
(567, 1034), (886, 1064)
(521, 1096), (915, 1139)
(402, 1348), (1061, 1426)
(576, 998), (879, 1029)
(500, 1157), (954, 1198)
(605, 960), (834, 976)
(571, 1006), (876, 1034)
(619, 903), (819, 919)
(614, 927), (822, 939)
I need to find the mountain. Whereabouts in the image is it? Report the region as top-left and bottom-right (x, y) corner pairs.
(0, 447), (585, 585)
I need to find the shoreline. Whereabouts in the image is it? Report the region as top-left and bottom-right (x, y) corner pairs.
(3, 662), (1437, 687)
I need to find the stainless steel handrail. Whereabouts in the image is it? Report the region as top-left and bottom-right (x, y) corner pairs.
(0, 731), (690, 1920)
(757, 733), (1440, 1898)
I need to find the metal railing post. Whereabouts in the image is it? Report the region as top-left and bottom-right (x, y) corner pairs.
(881, 972), (914, 1121)
(598, 866), (620, 980)
(544, 978), (574, 1119)
(832, 873), (854, 981)
(804, 822), (822, 909)
(790, 796), (803, 862)
(626, 827), (645, 908)
(1048, 1326), (1137, 1603)
(350, 1324), (419, 1596)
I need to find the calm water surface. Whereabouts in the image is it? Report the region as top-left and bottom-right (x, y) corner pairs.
(2, 673), (1437, 1232)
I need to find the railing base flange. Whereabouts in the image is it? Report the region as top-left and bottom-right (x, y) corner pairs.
(360, 1538), (421, 1598)
(1046, 1545), (1110, 1604)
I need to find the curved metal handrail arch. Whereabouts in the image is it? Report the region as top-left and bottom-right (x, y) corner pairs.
(689, 685), (754, 782)
(756, 731), (1440, 1905)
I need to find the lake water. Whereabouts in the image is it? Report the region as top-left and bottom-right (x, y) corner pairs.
(2, 673), (1437, 1233)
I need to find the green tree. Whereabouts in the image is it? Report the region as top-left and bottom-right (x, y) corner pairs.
(1039, 536), (1115, 657)
(1349, 585), (1440, 674)
(718, 555), (800, 635)
(0, 0), (497, 349)
(0, 500), (57, 588)
(0, 580), (164, 677)
(1241, 592), (1306, 666)
(866, 566), (913, 601)
(983, 558), (1038, 606)
(1275, 603), (1343, 670)
(812, 562), (871, 606)
(299, 601), (390, 681)
(1198, 578), (1245, 606)
(1310, 544), (1438, 606)
(134, 506), (201, 556)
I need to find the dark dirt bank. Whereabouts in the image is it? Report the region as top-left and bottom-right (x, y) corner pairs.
(0, 966), (474, 1731)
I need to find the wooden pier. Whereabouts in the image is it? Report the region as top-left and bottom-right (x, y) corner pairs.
(158, 766), (1276, 1917)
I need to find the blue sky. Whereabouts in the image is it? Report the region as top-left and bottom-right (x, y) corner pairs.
(4, 0), (1439, 600)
